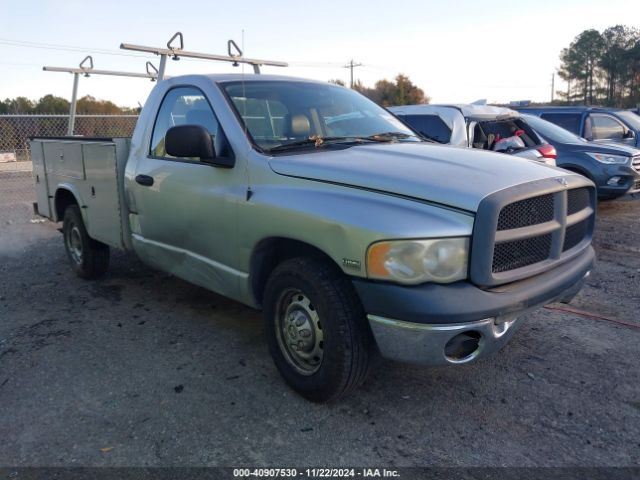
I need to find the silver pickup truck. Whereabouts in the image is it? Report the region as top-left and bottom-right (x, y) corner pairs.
(31, 74), (596, 402)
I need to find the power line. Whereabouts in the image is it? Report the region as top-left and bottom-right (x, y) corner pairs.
(0, 38), (152, 59)
(0, 37), (396, 73)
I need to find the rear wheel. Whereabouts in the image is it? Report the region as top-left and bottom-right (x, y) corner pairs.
(263, 257), (372, 402)
(63, 205), (110, 279)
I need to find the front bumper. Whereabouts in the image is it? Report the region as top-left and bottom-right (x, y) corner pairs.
(353, 246), (594, 365)
(593, 165), (640, 197)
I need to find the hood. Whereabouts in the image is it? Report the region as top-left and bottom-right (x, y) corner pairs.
(268, 142), (569, 212)
(582, 141), (640, 156)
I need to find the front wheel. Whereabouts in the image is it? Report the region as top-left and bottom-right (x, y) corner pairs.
(63, 205), (110, 279)
(263, 257), (372, 402)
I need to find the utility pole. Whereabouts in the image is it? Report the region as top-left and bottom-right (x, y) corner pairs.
(344, 59), (363, 88)
(551, 73), (555, 103)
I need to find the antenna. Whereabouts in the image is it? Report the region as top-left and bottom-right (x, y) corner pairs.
(43, 57), (159, 135)
(120, 32), (288, 80)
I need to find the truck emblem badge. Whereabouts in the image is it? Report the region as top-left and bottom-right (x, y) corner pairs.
(556, 178), (568, 187)
(342, 258), (361, 270)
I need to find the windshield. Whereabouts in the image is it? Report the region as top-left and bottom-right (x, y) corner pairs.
(222, 81), (420, 152)
(617, 110), (640, 131)
(522, 114), (585, 144)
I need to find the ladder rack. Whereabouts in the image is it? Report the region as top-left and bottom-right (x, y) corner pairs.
(42, 55), (158, 135)
(120, 32), (288, 80)
(42, 33), (288, 135)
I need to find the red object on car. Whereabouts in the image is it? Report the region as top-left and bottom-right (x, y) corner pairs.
(537, 144), (557, 159)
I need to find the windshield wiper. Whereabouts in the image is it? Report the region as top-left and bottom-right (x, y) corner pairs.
(267, 132), (420, 153)
(413, 132), (442, 143)
(365, 131), (414, 141)
(268, 135), (377, 152)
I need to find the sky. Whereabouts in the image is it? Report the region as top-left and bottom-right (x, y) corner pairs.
(0, 0), (638, 108)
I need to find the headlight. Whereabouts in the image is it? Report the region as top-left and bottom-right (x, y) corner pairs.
(367, 238), (469, 285)
(585, 152), (629, 164)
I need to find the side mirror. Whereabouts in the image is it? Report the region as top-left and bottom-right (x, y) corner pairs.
(624, 129), (636, 139)
(165, 125), (234, 168)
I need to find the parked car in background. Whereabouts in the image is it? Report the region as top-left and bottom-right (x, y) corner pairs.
(522, 114), (640, 199)
(389, 104), (557, 165)
(517, 106), (640, 148)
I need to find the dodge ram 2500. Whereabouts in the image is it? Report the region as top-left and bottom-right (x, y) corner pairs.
(31, 74), (596, 402)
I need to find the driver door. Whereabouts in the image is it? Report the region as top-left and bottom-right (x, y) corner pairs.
(130, 86), (244, 299)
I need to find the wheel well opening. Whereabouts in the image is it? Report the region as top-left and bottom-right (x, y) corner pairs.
(562, 166), (592, 181)
(250, 238), (339, 308)
(55, 189), (78, 221)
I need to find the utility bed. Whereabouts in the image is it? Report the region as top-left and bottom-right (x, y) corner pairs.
(30, 137), (131, 249)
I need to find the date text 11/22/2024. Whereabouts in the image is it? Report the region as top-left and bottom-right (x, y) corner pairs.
(233, 468), (400, 478)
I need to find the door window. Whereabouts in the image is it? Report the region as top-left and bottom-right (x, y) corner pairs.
(150, 87), (221, 159)
(590, 114), (626, 140)
(398, 114), (452, 143)
(540, 113), (582, 135)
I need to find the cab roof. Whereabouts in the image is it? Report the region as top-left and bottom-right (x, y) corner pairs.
(388, 103), (521, 121)
(516, 106), (624, 113)
(170, 73), (329, 85)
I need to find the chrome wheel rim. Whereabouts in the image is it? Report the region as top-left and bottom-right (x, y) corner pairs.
(66, 224), (83, 265)
(275, 288), (324, 375)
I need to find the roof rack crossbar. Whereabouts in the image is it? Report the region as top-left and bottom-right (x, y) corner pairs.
(120, 32), (288, 79)
(42, 57), (158, 135)
(43, 66), (157, 78)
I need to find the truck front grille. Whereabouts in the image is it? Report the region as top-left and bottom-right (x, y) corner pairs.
(567, 188), (590, 215)
(563, 219), (589, 252)
(497, 194), (554, 230)
(632, 155), (640, 173)
(471, 176), (596, 287)
(492, 234), (553, 273)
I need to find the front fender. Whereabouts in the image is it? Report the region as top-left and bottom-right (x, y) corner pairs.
(239, 179), (475, 279)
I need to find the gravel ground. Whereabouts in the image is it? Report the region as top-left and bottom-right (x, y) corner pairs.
(0, 171), (638, 467)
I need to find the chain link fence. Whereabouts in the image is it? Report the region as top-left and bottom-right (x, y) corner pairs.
(0, 114), (138, 226)
(0, 114), (138, 164)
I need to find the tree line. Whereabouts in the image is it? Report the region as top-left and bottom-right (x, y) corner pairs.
(3, 74), (429, 115)
(0, 95), (139, 115)
(558, 25), (640, 107)
(330, 74), (430, 106)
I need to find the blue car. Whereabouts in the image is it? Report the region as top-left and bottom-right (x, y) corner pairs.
(522, 113), (640, 199)
(517, 106), (640, 148)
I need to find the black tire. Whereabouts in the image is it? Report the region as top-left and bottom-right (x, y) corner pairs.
(62, 205), (110, 279)
(263, 256), (372, 402)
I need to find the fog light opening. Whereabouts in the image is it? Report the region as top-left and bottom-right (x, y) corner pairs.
(444, 331), (481, 362)
(606, 176), (622, 186)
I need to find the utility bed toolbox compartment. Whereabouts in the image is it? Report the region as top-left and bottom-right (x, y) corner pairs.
(30, 137), (131, 249)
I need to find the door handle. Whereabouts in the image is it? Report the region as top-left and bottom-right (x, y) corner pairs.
(135, 174), (154, 187)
